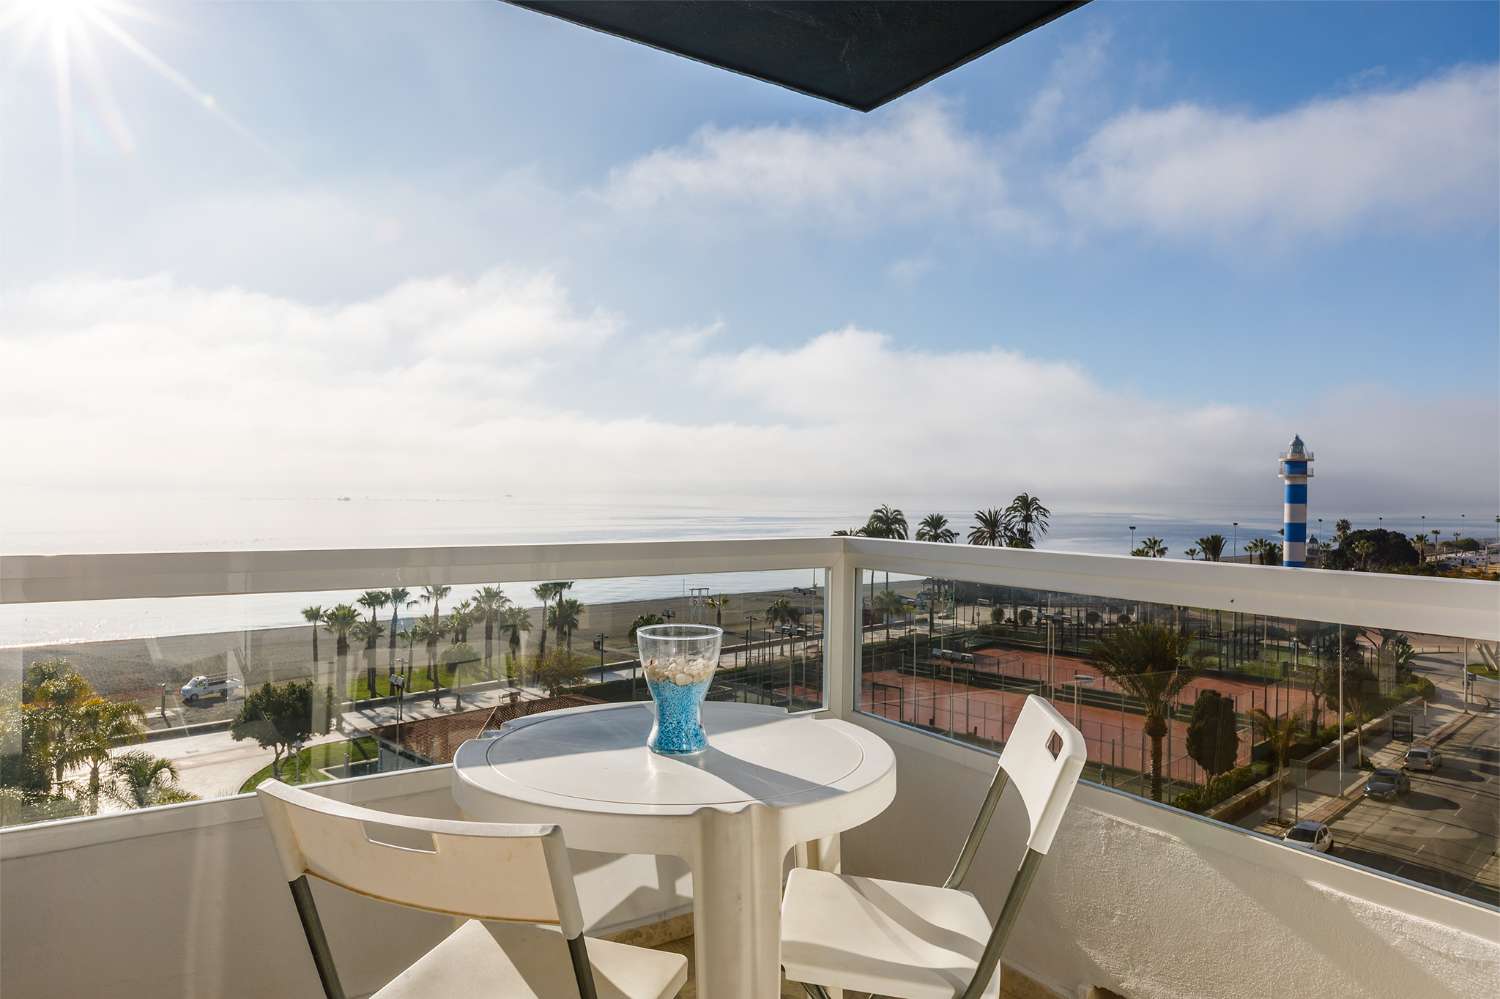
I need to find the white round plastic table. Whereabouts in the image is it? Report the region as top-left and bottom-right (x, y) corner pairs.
(451, 701), (896, 999)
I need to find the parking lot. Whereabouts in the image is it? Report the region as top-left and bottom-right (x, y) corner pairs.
(1329, 710), (1499, 905)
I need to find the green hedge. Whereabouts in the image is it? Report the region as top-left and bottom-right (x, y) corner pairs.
(1172, 762), (1269, 814)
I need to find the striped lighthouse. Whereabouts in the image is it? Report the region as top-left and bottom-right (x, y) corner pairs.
(1278, 434), (1313, 567)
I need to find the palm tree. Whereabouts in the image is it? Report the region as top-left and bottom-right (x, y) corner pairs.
(300, 606), (325, 669)
(448, 600), (475, 644)
(23, 660), (96, 789)
(357, 590), (389, 629)
(1249, 709), (1303, 823)
(420, 584), (452, 624)
(321, 604), (360, 709)
(703, 595), (730, 627)
(1005, 494), (1050, 548)
(766, 598), (802, 663)
(351, 620), (385, 698)
(872, 589), (908, 642)
(1334, 519), (1353, 543)
(864, 505), (908, 541)
(627, 613), (665, 642)
(386, 587), (410, 666)
(1091, 623), (1201, 802)
(968, 508), (1010, 547)
(1184, 546), (1200, 561)
(1353, 538), (1376, 571)
(915, 513), (957, 544)
(548, 598), (583, 652)
(1140, 536), (1168, 558)
(532, 583), (568, 658)
(831, 526), (866, 537)
(501, 605), (532, 676)
(410, 614), (445, 702)
(1410, 533), (1425, 563)
(59, 698), (146, 812)
(1196, 534), (1227, 562)
(471, 586), (510, 680)
(106, 751), (196, 808)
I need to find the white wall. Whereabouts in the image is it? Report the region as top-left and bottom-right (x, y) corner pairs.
(844, 713), (1500, 999)
(0, 767), (691, 999)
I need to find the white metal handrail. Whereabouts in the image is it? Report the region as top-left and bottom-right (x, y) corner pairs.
(3, 536), (1493, 640)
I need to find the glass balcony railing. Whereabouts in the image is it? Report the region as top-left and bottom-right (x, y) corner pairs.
(2, 536), (1495, 909)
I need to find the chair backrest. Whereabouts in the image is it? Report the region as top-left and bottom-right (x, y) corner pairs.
(996, 695), (1087, 855)
(256, 779), (584, 936)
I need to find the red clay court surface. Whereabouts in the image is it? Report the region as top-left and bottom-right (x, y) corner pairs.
(862, 648), (1321, 783)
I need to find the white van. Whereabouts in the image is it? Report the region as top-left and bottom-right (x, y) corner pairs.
(180, 675), (245, 705)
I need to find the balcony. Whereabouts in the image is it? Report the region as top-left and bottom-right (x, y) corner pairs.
(2, 537), (1497, 998)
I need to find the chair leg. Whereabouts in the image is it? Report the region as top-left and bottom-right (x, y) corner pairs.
(801, 984), (833, 999)
(567, 933), (600, 999)
(288, 876), (347, 999)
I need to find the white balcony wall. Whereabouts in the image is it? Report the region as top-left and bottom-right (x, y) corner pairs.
(844, 714), (1500, 999)
(0, 767), (692, 999)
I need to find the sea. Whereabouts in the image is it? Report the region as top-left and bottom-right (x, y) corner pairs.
(0, 494), (1484, 648)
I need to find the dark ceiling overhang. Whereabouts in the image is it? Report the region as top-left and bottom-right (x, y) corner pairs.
(506, 1), (1087, 112)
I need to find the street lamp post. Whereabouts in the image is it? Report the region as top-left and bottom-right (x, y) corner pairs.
(1233, 522), (1239, 560)
(593, 633), (607, 685)
(388, 671), (406, 771)
(1128, 525), (1137, 553)
(291, 739), (304, 784)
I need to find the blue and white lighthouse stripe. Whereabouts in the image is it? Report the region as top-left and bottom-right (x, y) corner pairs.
(1278, 437), (1312, 568)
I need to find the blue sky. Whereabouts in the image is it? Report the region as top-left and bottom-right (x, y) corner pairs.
(2, 0), (1496, 522)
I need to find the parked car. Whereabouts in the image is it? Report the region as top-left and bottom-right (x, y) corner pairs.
(1404, 746), (1443, 772)
(1364, 768), (1411, 800)
(180, 675), (244, 705)
(1283, 820), (1334, 854)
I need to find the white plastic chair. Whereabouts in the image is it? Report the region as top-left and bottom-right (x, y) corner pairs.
(255, 780), (687, 999)
(780, 695), (1086, 999)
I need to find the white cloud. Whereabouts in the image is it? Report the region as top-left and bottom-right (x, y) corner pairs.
(885, 255), (935, 286)
(1, 274), (1493, 514)
(1056, 64), (1500, 241)
(598, 101), (1017, 229)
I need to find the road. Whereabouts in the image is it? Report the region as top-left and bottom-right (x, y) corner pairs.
(1329, 708), (1499, 906)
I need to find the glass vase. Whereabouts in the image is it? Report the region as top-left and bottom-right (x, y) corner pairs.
(635, 623), (721, 755)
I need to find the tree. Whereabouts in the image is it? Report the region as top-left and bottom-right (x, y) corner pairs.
(915, 513), (957, 544)
(441, 643), (479, 709)
(532, 583), (568, 659)
(968, 508), (1010, 547)
(628, 613), (664, 643)
(1352, 539), (1376, 570)
(471, 586), (510, 681)
(356, 590), (389, 632)
(321, 604), (360, 705)
(1017, 608), (1034, 628)
(106, 751), (197, 808)
(1005, 494), (1050, 548)
(21, 659), (95, 790)
(1344, 663), (1381, 760)
(230, 681), (324, 779)
(300, 606), (325, 669)
(1248, 709), (1303, 823)
(766, 597), (802, 662)
(1091, 624), (1201, 802)
(547, 597), (583, 652)
(1185, 690), (1238, 778)
(864, 505), (908, 541)
(1134, 536), (1167, 558)
(1334, 518), (1353, 543)
(57, 698), (146, 812)
(872, 589), (908, 642)
(534, 649), (586, 697)
(502, 606), (533, 675)
(420, 584), (452, 622)
(409, 614), (445, 702)
(703, 595), (730, 628)
(1196, 535), (1227, 562)
(1183, 547), (1199, 560)
(386, 587), (411, 667)
(831, 526), (866, 537)
(351, 620), (385, 698)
